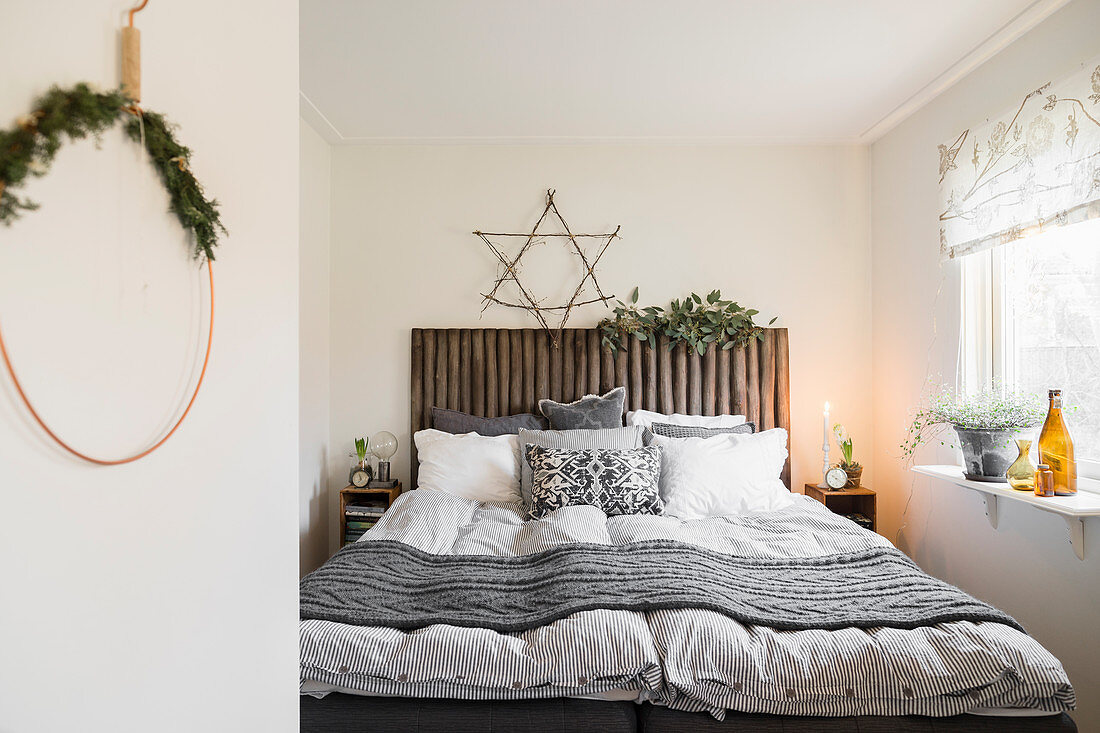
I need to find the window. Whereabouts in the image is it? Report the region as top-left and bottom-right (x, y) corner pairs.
(962, 219), (1100, 482)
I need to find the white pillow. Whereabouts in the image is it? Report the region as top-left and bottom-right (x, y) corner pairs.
(649, 428), (792, 518)
(626, 409), (746, 429)
(413, 429), (521, 503)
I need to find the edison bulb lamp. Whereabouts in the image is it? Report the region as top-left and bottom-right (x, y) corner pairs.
(371, 431), (398, 482)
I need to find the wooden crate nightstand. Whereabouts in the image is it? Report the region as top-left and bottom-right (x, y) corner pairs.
(340, 483), (402, 547)
(804, 483), (877, 533)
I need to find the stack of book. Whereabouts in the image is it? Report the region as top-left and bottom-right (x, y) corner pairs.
(344, 500), (386, 544)
(844, 513), (873, 531)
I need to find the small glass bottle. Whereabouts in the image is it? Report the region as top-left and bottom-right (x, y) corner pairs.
(1037, 389), (1077, 496)
(1034, 464), (1055, 497)
(1006, 438), (1036, 491)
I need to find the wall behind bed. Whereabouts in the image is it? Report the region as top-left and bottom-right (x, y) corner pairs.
(0, 1), (300, 730)
(324, 143), (872, 550)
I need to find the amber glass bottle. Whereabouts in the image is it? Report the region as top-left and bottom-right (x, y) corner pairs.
(1038, 390), (1077, 496)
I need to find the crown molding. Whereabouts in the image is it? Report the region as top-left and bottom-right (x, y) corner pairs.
(324, 134), (864, 147)
(859, 0), (1071, 142)
(299, 91), (343, 145)
(299, 83), (859, 146)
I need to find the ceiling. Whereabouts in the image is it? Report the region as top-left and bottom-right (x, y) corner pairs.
(300, 0), (1067, 144)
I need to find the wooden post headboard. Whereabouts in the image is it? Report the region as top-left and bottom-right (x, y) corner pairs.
(410, 327), (791, 489)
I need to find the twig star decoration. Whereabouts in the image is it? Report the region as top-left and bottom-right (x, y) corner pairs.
(474, 189), (621, 342)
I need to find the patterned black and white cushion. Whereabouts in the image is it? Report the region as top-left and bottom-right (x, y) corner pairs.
(525, 445), (663, 519)
(517, 425), (649, 506)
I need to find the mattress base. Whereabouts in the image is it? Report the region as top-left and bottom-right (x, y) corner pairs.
(300, 693), (638, 733)
(637, 703), (1076, 732)
(301, 694), (1076, 733)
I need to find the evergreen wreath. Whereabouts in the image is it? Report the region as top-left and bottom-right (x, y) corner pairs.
(0, 82), (225, 261)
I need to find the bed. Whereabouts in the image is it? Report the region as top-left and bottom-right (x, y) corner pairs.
(300, 327), (1076, 732)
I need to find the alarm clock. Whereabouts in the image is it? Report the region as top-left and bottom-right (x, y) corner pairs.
(825, 467), (849, 490)
(350, 467), (372, 488)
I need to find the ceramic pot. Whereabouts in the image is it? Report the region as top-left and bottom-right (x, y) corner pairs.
(954, 427), (1017, 482)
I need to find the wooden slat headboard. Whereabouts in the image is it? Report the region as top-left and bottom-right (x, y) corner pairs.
(410, 327), (791, 489)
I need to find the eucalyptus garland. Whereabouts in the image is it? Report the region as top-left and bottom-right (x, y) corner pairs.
(0, 83), (224, 260)
(600, 287), (777, 356)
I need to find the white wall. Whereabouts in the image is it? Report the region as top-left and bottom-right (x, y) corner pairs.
(300, 119), (333, 576)
(0, 2), (299, 731)
(324, 143), (872, 560)
(870, 1), (1100, 729)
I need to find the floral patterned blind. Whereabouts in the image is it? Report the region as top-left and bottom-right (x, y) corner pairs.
(938, 56), (1100, 261)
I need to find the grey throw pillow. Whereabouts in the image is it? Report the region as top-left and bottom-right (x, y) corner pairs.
(538, 386), (626, 430)
(517, 425), (649, 506)
(647, 421), (756, 440)
(431, 406), (548, 436)
(526, 445), (663, 519)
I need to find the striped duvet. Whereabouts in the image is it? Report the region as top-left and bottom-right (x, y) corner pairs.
(299, 489), (1074, 719)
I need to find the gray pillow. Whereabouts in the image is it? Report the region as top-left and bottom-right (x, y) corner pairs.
(647, 421), (756, 440)
(526, 445), (663, 519)
(517, 425), (648, 505)
(538, 386), (626, 430)
(431, 406), (548, 436)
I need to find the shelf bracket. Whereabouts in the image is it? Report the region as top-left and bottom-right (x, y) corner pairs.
(1064, 516), (1085, 561)
(913, 466), (1097, 562)
(980, 492), (999, 529)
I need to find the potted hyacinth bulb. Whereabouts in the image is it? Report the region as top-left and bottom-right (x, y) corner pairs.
(902, 386), (1043, 482)
(832, 424), (862, 487)
(348, 436), (372, 484)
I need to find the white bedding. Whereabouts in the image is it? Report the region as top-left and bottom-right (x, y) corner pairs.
(300, 489), (1075, 719)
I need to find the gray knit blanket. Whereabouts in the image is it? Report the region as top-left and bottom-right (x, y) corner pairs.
(299, 539), (1023, 633)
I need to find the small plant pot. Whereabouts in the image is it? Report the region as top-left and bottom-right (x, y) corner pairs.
(954, 427), (1017, 482)
(844, 466), (863, 488)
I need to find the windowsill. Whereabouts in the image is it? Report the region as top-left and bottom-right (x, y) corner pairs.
(912, 465), (1100, 560)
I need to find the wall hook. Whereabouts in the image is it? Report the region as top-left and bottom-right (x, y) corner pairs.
(122, 1), (148, 101)
(128, 0), (149, 28)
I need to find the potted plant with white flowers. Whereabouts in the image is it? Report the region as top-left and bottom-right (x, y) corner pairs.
(832, 424), (862, 487)
(902, 386), (1043, 482)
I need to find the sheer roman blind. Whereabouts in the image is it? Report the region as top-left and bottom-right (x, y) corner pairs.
(938, 56), (1100, 261)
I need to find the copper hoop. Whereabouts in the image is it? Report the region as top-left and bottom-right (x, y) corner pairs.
(0, 260), (214, 465)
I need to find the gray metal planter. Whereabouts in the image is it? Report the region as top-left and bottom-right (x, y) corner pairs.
(953, 427), (1018, 482)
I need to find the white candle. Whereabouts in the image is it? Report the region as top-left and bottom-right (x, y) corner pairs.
(823, 401), (830, 443)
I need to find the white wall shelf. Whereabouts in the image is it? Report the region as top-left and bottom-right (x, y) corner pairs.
(912, 465), (1100, 561)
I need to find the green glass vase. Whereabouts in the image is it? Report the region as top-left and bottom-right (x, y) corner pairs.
(1006, 438), (1036, 491)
